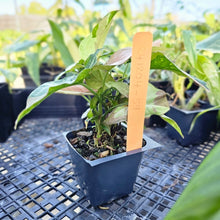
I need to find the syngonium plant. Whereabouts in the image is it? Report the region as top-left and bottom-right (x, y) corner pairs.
(15, 11), (207, 147)
(170, 30), (220, 130)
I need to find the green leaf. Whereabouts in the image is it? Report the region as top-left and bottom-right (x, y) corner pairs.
(197, 55), (220, 106)
(81, 108), (90, 119)
(84, 49), (104, 69)
(15, 68), (92, 128)
(119, 0), (131, 19)
(4, 40), (39, 53)
(150, 51), (207, 89)
(90, 96), (99, 111)
(92, 10), (118, 50)
(189, 105), (220, 133)
(196, 31), (220, 53)
(105, 81), (129, 97)
(79, 34), (96, 60)
(25, 52), (40, 86)
(104, 105), (128, 125)
(115, 18), (129, 36)
(182, 30), (197, 67)
(63, 31), (80, 62)
(160, 115), (184, 138)
(0, 68), (17, 84)
(85, 69), (114, 90)
(165, 141), (220, 220)
(145, 83), (170, 117)
(39, 46), (51, 64)
(107, 47), (207, 90)
(48, 19), (74, 66)
(102, 124), (111, 136)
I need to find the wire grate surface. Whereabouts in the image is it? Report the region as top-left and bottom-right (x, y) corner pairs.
(0, 118), (219, 220)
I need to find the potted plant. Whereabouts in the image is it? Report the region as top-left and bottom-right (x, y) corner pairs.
(2, 29), (88, 120)
(3, 30), (63, 88)
(15, 11), (206, 206)
(166, 30), (220, 146)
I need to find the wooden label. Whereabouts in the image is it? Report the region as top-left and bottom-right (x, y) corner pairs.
(126, 32), (153, 151)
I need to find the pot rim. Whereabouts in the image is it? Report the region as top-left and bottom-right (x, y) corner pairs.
(170, 105), (219, 115)
(64, 129), (161, 167)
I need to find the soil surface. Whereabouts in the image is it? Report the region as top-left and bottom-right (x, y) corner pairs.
(68, 124), (146, 161)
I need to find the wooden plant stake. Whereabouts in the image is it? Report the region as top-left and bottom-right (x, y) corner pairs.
(126, 32), (153, 151)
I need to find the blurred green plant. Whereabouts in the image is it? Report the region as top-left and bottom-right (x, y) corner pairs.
(1, 31), (54, 86)
(173, 30), (220, 110)
(165, 141), (220, 220)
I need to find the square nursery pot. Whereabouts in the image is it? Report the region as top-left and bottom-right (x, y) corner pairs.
(166, 105), (218, 146)
(64, 129), (160, 206)
(0, 83), (14, 142)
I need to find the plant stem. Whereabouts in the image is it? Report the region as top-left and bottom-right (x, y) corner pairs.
(185, 87), (204, 110)
(123, 63), (129, 78)
(82, 95), (90, 103)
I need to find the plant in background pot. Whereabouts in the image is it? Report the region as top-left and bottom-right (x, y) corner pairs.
(166, 30), (220, 146)
(3, 30), (64, 88)
(15, 11), (206, 206)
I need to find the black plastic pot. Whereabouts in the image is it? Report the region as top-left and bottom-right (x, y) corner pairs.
(12, 88), (87, 119)
(150, 80), (173, 94)
(21, 63), (63, 88)
(65, 129), (160, 206)
(12, 89), (30, 120)
(27, 92), (87, 118)
(166, 105), (218, 146)
(0, 83), (14, 142)
(144, 115), (167, 128)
